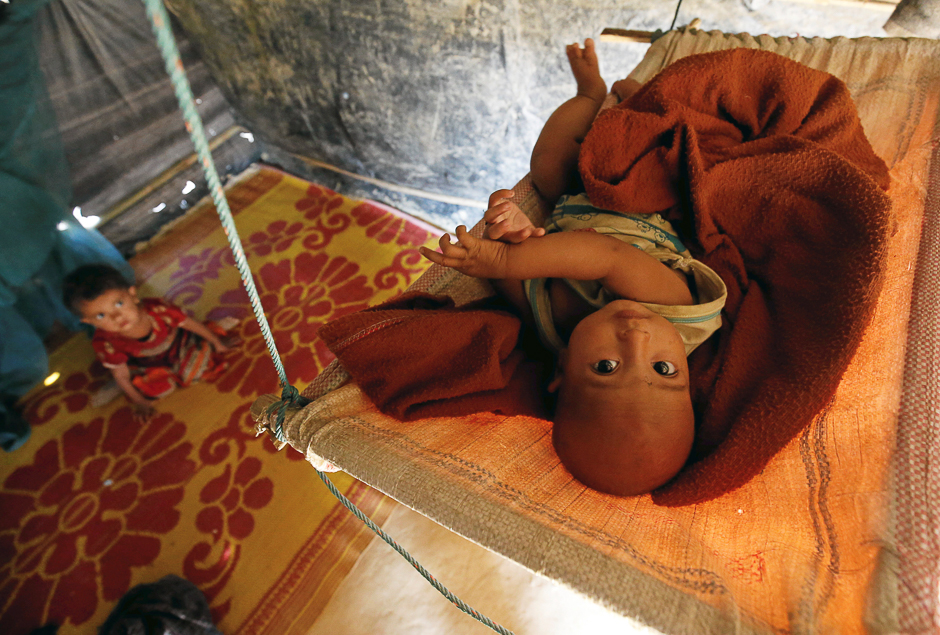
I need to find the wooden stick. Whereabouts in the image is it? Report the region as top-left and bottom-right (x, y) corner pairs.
(599, 28), (655, 43)
(600, 19), (702, 43)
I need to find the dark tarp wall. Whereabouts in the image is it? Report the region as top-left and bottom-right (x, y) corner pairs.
(163, 0), (659, 227)
(161, 0), (893, 228)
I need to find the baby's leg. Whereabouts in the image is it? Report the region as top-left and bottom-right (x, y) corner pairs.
(530, 39), (608, 204)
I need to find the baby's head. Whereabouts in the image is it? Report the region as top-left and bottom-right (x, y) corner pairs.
(64, 264), (145, 335)
(549, 300), (694, 496)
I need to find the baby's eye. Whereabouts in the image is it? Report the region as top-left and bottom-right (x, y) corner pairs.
(652, 361), (678, 377)
(96, 313), (105, 320)
(115, 300), (124, 308)
(591, 359), (620, 375)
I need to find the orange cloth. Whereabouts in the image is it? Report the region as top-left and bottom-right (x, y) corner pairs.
(579, 48), (892, 504)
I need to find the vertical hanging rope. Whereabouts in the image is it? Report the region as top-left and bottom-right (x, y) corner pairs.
(141, 0), (304, 442)
(140, 2), (513, 633)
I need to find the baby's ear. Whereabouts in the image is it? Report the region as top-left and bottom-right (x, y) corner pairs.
(129, 286), (139, 300)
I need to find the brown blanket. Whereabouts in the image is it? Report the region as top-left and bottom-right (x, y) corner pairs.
(321, 48), (892, 505)
(318, 293), (550, 421)
(580, 48), (891, 504)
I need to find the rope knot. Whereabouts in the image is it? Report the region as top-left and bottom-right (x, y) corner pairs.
(266, 384), (311, 444)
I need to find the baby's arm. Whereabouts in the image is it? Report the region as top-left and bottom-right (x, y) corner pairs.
(110, 364), (150, 405)
(179, 316), (230, 352)
(110, 363), (156, 421)
(421, 228), (692, 306)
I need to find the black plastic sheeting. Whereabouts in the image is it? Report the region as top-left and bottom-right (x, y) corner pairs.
(22, 0), (896, 234)
(164, 0), (661, 222)
(163, 0), (893, 229)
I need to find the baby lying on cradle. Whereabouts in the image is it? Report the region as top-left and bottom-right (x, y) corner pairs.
(63, 263), (237, 421)
(420, 39), (727, 496)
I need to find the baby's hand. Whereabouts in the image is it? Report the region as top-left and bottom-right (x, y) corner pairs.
(419, 226), (510, 279)
(483, 190), (545, 244)
(133, 403), (156, 423)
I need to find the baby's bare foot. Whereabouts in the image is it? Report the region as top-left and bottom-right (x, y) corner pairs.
(567, 38), (607, 103)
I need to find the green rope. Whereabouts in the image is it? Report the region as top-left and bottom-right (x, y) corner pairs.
(140, 2), (287, 389)
(314, 471), (514, 635)
(265, 384), (310, 444)
(141, 3), (513, 633)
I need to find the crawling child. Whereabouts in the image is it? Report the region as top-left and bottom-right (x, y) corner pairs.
(63, 263), (235, 420)
(420, 39), (727, 496)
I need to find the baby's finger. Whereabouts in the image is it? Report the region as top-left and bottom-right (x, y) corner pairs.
(454, 225), (477, 246)
(486, 221), (509, 241)
(439, 232), (469, 258)
(487, 189), (514, 208)
(420, 246), (471, 271)
(438, 232), (456, 251)
(483, 204), (510, 225)
(419, 246), (446, 266)
(483, 200), (507, 220)
(522, 226), (546, 240)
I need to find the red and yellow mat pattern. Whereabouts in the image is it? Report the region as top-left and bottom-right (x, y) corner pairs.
(0, 165), (439, 634)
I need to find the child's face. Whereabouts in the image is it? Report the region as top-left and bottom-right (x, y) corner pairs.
(549, 299), (695, 495)
(78, 287), (147, 335)
(550, 299), (689, 399)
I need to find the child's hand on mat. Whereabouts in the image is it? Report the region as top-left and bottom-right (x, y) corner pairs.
(483, 190), (545, 244)
(420, 226), (510, 279)
(133, 403), (156, 423)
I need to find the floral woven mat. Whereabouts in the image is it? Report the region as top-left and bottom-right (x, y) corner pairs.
(1, 164), (439, 635)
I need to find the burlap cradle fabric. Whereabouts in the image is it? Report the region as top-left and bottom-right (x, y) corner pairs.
(895, 138), (940, 633)
(253, 32), (940, 634)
